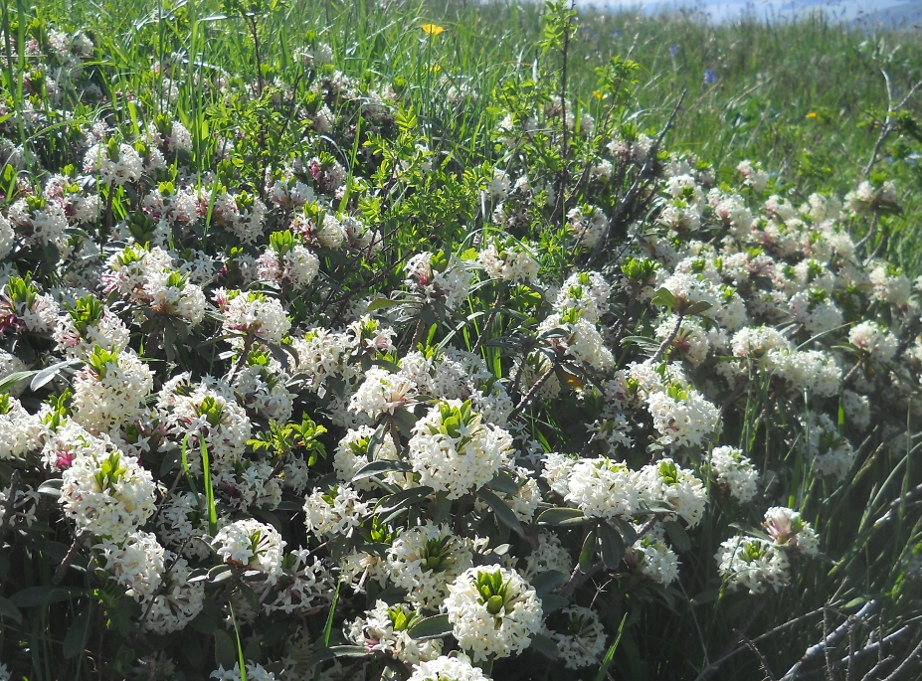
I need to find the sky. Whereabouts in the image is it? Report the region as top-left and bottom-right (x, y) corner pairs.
(578, 0), (919, 24)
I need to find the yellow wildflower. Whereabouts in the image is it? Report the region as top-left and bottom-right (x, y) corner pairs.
(421, 23), (445, 37)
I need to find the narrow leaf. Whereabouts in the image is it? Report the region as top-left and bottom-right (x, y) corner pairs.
(597, 521), (626, 569)
(478, 488), (524, 536)
(407, 613), (452, 640)
(537, 507), (589, 526)
(63, 602), (94, 659)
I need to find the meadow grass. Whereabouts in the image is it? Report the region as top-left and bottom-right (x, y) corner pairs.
(1, 0), (921, 679)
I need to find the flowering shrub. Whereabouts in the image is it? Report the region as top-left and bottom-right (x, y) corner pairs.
(1, 3), (921, 681)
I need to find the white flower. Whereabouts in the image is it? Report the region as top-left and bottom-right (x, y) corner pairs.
(350, 367), (417, 417)
(537, 311), (614, 373)
(646, 384), (720, 448)
(334, 426), (400, 491)
(710, 446), (760, 503)
(84, 141), (143, 185)
(60, 447), (158, 543)
(545, 605), (607, 669)
(210, 662), (276, 681)
(631, 532), (680, 585)
(214, 289), (290, 344)
(386, 522), (473, 608)
(521, 531), (573, 580)
(348, 600), (442, 664)
(478, 240), (539, 283)
(554, 271), (611, 323)
(565, 458), (639, 520)
(763, 507), (820, 557)
(407, 655), (492, 681)
(716, 536), (789, 594)
(637, 458), (707, 527)
(789, 289), (843, 337)
(849, 321), (899, 363)
(407, 399), (513, 499)
(445, 565), (543, 660)
(212, 519), (285, 584)
(71, 347), (153, 434)
(0, 395), (43, 460)
(303, 484), (369, 538)
(737, 160), (768, 192)
(566, 205), (608, 249)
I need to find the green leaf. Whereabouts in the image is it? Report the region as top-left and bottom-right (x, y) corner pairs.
(579, 530), (596, 568)
(478, 488), (524, 536)
(536, 507), (589, 526)
(63, 602), (95, 659)
(593, 613), (629, 681)
(650, 287), (678, 310)
(352, 459), (410, 482)
(689, 589), (720, 607)
(30, 359), (80, 392)
(486, 469), (520, 494)
(540, 594), (569, 614)
(530, 570), (567, 597)
(408, 613), (452, 640)
(0, 370), (35, 394)
(364, 298), (404, 313)
(0, 597), (22, 623)
(10, 586), (81, 608)
(684, 300), (712, 316)
(37, 478), (63, 497)
(213, 629), (236, 669)
(307, 645), (368, 668)
(597, 521), (625, 569)
(663, 519), (691, 553)
(376, 486), (434, 522)
(530, 632), (559, 659)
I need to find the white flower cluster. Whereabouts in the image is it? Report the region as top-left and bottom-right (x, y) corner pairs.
(407, 399), (513, 499)
(59, 447), (158, 543)
(445, 565), (543, 660)
(94, 530), (205, 633)
(386, 522), (474, 608)
(478, 240), (539, 282)
(212, 518), (285, 584)
(404, 251), (473, 310)
(406, 655), (492, 681)
(214, 289), (291, 344)
(303, 484), (369, 538)
(710, 446), (760, 503)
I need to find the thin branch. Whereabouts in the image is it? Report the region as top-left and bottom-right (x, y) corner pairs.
(780, 601), (878, 681)
(879, 635), (922, 681)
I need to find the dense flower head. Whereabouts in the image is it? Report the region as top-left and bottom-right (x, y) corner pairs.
(386, 522), (474, 608)
(445, 565), (543, 660)
(710, 446), (760, 503)
(406, 655), (492, 681)
(60, 447), (158, 543)
(212, 519), (285, 583)
(565, 457), (639, 520)
(544, 605), (607, 669)
(716, 535), (790, 594)
(407, 399), (513, 499)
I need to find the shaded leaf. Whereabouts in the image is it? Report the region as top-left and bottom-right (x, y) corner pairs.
(663, 519), (691, 553)
(63, 602), (94, 659)
(407, 613), (452, 640)
(486, 469), (520, 494)
(530, 632), (559, 659)
(537, 507), (589, 526)
(530, 570), (567, 597)
(478, 488), (524, 536)
(597, 521), (625, 569)
(352, 459), (410, 482)
(0, 597), (22, 624)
